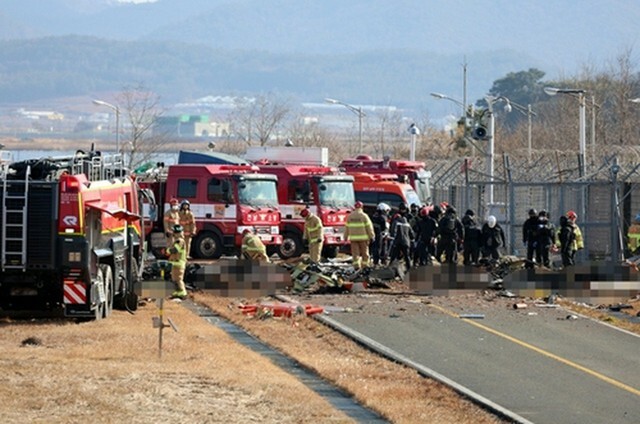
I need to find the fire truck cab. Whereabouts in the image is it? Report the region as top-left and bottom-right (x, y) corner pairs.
(340, 155), (432, 205)
(351, 172), (422, 216)
(253, 163), (355, 259)
(0, 150), (146, 320)
(140, 164), (282, 260)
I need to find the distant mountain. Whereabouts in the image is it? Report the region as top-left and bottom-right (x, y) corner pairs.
(0, 0), (638, 112)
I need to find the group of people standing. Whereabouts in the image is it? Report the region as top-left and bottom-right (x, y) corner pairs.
(364, 201), (507, 269)
(522, 208), (583, 268)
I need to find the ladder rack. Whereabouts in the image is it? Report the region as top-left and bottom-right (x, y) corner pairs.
(2, 165), (29, 271)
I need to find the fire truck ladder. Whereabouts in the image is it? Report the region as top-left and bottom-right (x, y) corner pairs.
(2, 165), (30, 271)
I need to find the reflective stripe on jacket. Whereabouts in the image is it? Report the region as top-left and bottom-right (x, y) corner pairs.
(304, 213), (323, 243)
(345, 209), (374, 242)
(168, 237), (187, 268)
(179, 210), (197, 236)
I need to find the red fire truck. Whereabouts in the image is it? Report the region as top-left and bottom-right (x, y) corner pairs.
(139, 164), (282, 260)
(252, 163), (355, 259)
(340, 155), (432, 205)
(0, 150), (146, 319)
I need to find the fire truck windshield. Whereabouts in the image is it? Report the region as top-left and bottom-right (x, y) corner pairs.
(414, 170), (432, 204)
(238, 179), (279, 207)
(318, 181), (355, 208)
(404, 187), (422, 208)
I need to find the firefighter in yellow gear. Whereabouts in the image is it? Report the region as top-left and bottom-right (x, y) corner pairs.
(168, 224), (188, 299)
(565, 210), (584, 264)
(241, 228), (270, 263)
(301, 208), (323, 263)
(628, 214), (640, 255)
(164, 197), (181, 249)
(179, 200), (197, 258)
(344, 201), (375, 269)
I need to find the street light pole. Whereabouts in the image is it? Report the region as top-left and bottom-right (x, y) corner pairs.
(544, 87), (587, 177)
(324, 98), (366, 153)
(92, 99), (120, 154)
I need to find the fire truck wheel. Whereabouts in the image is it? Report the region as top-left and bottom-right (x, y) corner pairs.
(278, 232), (303, 259)
(114, 258), (139, 311)
(100, 264), (114, 318)
(194, 231), (223, 260)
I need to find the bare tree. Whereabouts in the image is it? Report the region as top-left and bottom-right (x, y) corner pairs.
(230, 93), (291, 146)
(286, 112), (337, 149)
(116, 84), (169, 170)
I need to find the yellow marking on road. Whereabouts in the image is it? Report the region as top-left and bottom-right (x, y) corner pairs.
(428, 303), (640, 397)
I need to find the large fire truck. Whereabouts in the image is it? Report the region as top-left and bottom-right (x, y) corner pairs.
(340, 155), (432, 205)
(0, 149), (146, 320)
(253, 163), (355, 259)
(139, 164), (282, 260)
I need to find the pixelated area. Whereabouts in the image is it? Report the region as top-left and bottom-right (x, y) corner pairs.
(408, 265), (492, 295)
(191, 260), (291, 297)
(502, 262), (640, 302)
(139, 279), (175, 299)
(407, 261), (640, 301)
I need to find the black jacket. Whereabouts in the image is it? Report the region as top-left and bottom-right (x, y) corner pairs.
(522, 216), (539, 244)
(462, 214), (482, 244)
(391, 216), (415, 247)
(482, 223), (506, 249)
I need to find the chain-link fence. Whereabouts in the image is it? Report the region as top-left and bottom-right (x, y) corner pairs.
(426, 152), (640, 261)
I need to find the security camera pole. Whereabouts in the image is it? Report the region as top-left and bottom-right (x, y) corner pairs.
(408, 123), (420, 161)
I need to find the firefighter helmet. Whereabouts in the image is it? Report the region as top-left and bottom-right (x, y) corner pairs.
(566, 210), (577, 220)
(300, 208), (310, 217)
(173, 224), (184, 233)
(377, 202), (390, 213)
(487, 215), (497, 228)
(354, 201), (364, 209)
(529, 208), (537, 216)
(180, 200), (191, 208)
(169, 198), (179, 205)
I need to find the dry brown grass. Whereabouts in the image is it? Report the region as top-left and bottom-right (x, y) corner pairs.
(194, 293), (505, 424)
(0, 301), (353, 424)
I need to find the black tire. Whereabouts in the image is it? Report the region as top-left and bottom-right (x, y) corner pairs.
(278, 231), (303, 259)
(114, 258), (139, 311)
(99, 264), (114, 318)
(193, 231), (223, 260)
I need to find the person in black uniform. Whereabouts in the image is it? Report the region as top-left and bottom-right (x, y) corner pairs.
(461, 209), (482, 265)
(522, 208), (539, 268)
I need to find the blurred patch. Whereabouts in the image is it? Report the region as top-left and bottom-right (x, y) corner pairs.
(191, 260), (291, 297)
(407, 264), (491, 295)
(502, 261), (640, 303)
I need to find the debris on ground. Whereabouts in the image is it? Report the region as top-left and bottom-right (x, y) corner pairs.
(239, 302), (324, 319)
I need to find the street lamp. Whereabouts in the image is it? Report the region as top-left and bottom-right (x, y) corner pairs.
(408, 123), (420, 161)
(501, 99), (537, 161)
(544, 87), (587, 176)
(92, 99), (120, 154)
(324, 98), (366, 153)
(430, 92), (474, 139)
(482, 95), (517, 205)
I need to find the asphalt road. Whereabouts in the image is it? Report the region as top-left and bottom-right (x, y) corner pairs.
(328, 303), (640, 424)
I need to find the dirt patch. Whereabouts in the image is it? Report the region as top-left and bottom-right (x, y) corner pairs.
(0, 301), (352, 423)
